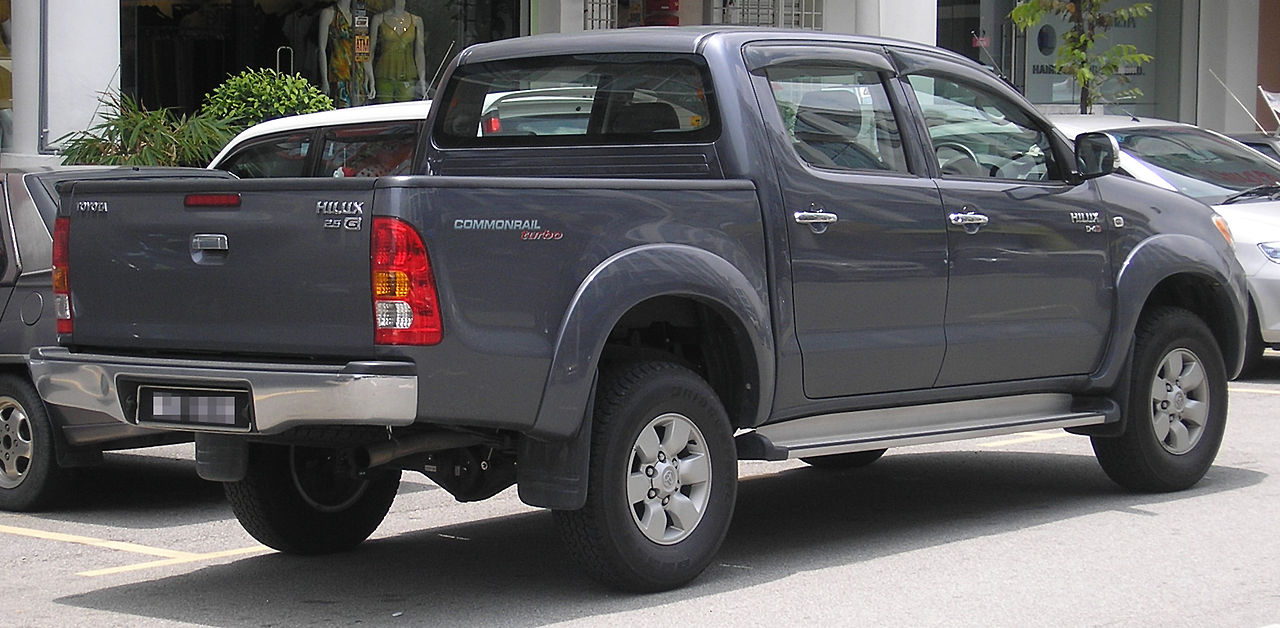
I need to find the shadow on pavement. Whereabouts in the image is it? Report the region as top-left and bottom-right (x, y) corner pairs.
(58, 449), (1265, 625)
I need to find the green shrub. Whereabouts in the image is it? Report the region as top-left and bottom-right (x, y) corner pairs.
(59, 92), (236, 167)
(202, 68), (333, 129)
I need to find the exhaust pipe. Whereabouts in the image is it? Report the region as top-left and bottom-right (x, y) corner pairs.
(357, 431), (485, 469)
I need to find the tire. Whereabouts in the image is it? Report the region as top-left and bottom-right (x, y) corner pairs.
(554, 361), (737, 592)
(800, 448), (887, 470)
(224, 443), (400, 555)
(0, 375), (68, 512)
(1092, 307), (1228, 492)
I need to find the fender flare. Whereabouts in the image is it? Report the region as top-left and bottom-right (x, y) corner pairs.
(529, 244), (774, 440)
(1089, 233), (1248, 391)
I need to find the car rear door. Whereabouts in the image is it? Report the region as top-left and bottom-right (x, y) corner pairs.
(746, 43), (949, 398)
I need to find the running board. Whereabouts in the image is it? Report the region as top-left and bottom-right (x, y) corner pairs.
(737, 393), (1115, 461)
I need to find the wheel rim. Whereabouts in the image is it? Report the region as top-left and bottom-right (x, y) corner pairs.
(0, 397), (33, 490)
(627, 412), (712, 545)
(289, 446), (368, 513)
(1149, 348), (1210, 455)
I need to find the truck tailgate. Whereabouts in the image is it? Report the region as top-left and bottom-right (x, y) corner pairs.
(63, 178), (376, 357)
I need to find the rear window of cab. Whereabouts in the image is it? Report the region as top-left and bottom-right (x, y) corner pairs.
(434, 53), (720, 149)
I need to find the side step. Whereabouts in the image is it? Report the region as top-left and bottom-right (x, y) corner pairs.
(737, 393), (1116, 461)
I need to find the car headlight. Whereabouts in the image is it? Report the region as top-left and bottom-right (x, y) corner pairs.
(1259, 241), (1280, 263)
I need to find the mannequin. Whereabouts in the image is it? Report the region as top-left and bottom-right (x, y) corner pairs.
(364, 0), (426, 103)
(318, 0), (367, 107)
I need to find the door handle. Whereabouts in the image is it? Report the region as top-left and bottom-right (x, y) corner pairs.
(794, 211), (838, 225)
(948, 212), (989, 227)
(948, 211), (989, 234)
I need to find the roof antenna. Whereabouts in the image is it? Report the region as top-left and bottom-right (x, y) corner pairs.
(426, 40), (457, 100)
(971, 30), (1007, 81)
(1208, 67), (1267, 133)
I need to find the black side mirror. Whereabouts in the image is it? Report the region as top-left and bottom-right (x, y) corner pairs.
(1075, 131), (1119, 180)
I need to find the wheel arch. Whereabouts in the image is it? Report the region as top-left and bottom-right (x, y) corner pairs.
(530, 244), (774, 440)
(1092, 234), (1248, 391)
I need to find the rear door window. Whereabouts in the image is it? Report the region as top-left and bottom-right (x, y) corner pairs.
(216, 132), (313, 178)
(763, 64), (910, 173)
(434, 53), (719, 148)
(318, 122), (419, 177)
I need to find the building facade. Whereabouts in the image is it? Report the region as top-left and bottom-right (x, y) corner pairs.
(1, 0), (1275, 167)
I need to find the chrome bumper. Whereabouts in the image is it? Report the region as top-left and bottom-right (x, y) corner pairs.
(29, 347), (417, 435)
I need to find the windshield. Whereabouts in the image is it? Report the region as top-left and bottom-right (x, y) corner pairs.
(1112, 127), (1280, 204)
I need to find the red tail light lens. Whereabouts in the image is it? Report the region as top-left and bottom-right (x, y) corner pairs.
(53, 217), (72, 335)
(372, 217), (441, 345)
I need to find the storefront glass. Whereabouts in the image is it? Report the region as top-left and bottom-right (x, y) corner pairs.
(121, 0), (521, 114)
(1, 0), (12, 152)
(937, 0), (1184, 119)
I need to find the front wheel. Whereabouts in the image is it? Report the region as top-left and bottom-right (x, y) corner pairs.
(1092, 307), (1228, 492)
(224, 443), (400, 554)
(554, 361), (737, 592)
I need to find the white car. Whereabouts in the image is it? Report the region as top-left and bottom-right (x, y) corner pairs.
(1053, 114), (1280, 371)
(209, 100), (432, 178)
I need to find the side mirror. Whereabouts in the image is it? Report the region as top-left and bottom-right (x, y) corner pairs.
(1075, 131), (1119, 180)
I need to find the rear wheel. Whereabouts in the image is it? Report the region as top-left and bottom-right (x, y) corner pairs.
(1092, 307), (1227, 492)
(224, 443), (399, 554)
(554, 361), (737, 592)
(800, 448), (887, 470)
(0, 375), (67, 512)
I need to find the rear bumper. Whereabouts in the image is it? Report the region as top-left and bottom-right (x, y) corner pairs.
(29, 347), (417, 435)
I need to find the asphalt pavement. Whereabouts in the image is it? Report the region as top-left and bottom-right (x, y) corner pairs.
(4, 359), (1280, 627)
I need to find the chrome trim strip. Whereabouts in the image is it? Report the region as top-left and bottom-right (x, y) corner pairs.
(28, 347), (417, 435)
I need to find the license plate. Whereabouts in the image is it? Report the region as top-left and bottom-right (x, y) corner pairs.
(137, 386), (251, 429)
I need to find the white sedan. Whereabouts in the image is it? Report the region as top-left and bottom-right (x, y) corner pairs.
(1053, 114), (1280, 371)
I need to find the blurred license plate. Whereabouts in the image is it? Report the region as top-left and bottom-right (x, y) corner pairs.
(138, 386), (251, 429)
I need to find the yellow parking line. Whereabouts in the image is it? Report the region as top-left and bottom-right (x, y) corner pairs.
(77, 546), (271, 577)
(1228, 385), (1280, 395)
(0, 523), (191, 559)
(978, 431), (1068, 448)
(0, 522), (268, 577)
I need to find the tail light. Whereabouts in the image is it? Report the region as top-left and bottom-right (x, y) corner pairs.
(372, 217), (442, 345)
(52, 217), (72, 335)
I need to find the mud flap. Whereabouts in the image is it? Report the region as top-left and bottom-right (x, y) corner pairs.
(516, 376), (594, 510)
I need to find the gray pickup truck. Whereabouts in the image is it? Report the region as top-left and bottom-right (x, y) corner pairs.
(31, 28), (1247, 591)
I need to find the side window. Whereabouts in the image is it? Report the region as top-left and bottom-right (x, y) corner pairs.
(764, 64), (909, 173)
(216, 132), (312, 178)
(907, 74), (1060, 181)
(318, 122), (419, 178)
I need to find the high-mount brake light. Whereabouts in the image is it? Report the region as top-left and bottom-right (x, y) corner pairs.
(372, 217), (442, 345)
(184, 193), (242, 208)
(53, 217), (72, 335)
(482, 114), (502, 135)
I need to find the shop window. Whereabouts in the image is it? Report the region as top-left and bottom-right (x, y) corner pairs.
(1, 0), (11, 152)
(707, 0), (823, 29)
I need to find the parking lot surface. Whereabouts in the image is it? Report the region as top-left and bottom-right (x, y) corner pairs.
(5, 360), (1280, 626)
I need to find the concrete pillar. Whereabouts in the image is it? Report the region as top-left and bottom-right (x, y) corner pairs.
(1197, 0), (1259, 132)
(534, 0), (586, 35)
(5, 0), (119, 167)
(853, 0), (937, 44)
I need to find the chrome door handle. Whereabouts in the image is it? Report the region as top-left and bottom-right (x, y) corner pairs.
(948, 212), (989, 227)
(794, 211), (838, 224)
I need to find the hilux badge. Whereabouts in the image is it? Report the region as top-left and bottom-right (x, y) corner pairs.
(317, 200), (364, 231)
